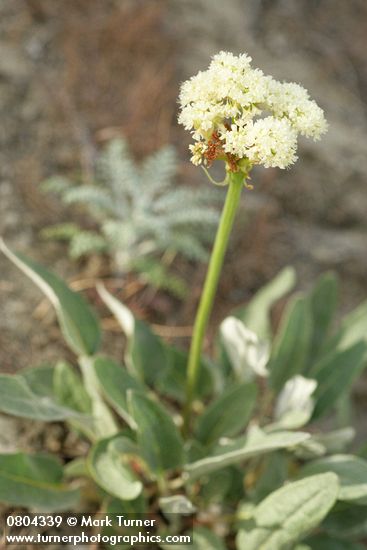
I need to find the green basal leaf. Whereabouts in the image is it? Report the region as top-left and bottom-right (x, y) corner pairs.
(292, 437), (327, 460)
(64, 457), (88, 479)
(0, 239), (100, 356)
(307, 272), (338, 364)
(78, 356), (118, 438)
(93, 356), (144, 427)
(312, 427), (355, 454)
(127, 391), (184, 473)
(251, 452), (288, 503)
(237, 473), (339, 550)
(106, 494), (147, 515)
(21, 364), (55, 396)
(186, 429), (309, 480)
(53, 361), (96, 439)
(268, 295), (312, 392)
(0, 452), (80, 511)
(292, 428), (355, 460)
(301, 454), (367, 505)
(200, 467), (240, 504)
(236, 267), (296, 340)
(54, 361), (92, 413)
(97, 283), (167, 384)
(195, 382), (257, 446)
(130, 319), (167, 385)
(322, 502), (367, 539)
(326, 300), (367, 354)
(0, 373), (83, 421)
(88, 435), (142, 501)
(311, 342), (367, 419)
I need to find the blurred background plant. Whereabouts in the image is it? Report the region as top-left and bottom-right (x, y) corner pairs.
(40, 138), (220, 298)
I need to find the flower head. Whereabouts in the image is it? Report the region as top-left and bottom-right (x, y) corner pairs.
(178, 51), (327, 176)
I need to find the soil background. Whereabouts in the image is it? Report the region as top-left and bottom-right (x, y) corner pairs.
(1, 0), (367, 440)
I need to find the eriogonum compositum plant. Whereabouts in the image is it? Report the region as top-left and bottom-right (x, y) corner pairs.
(6, 53), (367, 550)
(179, 51), (327, 432)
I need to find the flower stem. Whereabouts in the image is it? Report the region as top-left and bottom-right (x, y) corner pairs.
(183, 170), (244, 436)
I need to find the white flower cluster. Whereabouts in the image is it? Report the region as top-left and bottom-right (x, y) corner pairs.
(178, 51), (327, 171)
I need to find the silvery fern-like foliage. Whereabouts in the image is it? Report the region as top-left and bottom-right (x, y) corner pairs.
(42, 139), (221, 290)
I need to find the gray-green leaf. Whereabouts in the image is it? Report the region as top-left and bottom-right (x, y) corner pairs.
(88, 435), (142, 501)
(268, 295), (312, 392)
(327, 300), (367, 354)
(54, 361), (92, 413)
(301, 454), (367, 504)
(311, 342), (367, 419)
(186, 429), (310, 480)
(237, 473), (339, 550)
(128, 391), (184, 473)
(195, 382), (257, 446)
(0, 239), (100, 356)
(0, 452), (80, 511)
(21, 364), (55, 396)
(93, 356), (144, 427)
(0, 373), (82, 421)
(308, 272), (338, 364)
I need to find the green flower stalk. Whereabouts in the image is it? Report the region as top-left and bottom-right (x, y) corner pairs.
(179, 51), (327, 434)
(183, 170), (244, 433)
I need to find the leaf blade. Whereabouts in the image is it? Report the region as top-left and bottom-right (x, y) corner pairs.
(0, 373), (83, 421)
(128, 391), (184, 473)
(268, 295), (312, 392)
(88, 436), (142, 501)
(301, 454), (367, 504)
(237, 473), (339, 550)
(186, 430), (310, 479)
(0, 240), (100, 356)
(195, 382), (257, 446)
(93, 356), (144, 427)
(0, 453), (80, 511)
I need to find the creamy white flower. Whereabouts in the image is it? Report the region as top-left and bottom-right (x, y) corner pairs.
(178, 51), (327, 171)
(266, 81), (328, 140)
(189, 142), (207, 166)
(222, 125), (249, 158)
(245, 117), (298, 169)
(223, 117), (298, 169)
(210, 51), (253, 72)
